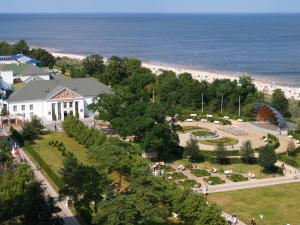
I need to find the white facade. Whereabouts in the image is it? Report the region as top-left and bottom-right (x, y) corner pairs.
(0, 71), (14, 85)
(8, 89), (91, 122)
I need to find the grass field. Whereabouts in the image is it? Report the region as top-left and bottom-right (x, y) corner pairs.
(29, 132), (129, 190)
(209, 183), (300, 225)
(31, 132), (90, 174)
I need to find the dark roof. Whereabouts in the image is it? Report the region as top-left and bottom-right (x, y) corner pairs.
(0, 64), (49, 76)
(8, 78), (112, 102)
(254, 103), (287, 128)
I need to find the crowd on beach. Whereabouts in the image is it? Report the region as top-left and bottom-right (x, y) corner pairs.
(51, 52), (300, 100)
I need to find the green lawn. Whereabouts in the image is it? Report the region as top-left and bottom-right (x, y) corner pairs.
(278, 152), (300, 168)
(209, 183), (300, 225)
(191, 130), (216, 137)
(31, 132), (89, 174)
(199, 137), (238, 146)
(30, 132), (129, 190)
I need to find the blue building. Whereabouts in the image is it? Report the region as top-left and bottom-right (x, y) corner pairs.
(0, 54), (41, 66)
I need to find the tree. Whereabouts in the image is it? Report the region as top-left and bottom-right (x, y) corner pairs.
(272, 89), (290, 117)
(183, 139), (204, 162)
(258, 146), (277, 170)
(172, 189), (225, 225)
(22, 116), (44, 140)
(215, 142), (226, 164)
(60, 154), (108, 212)
(83, 54), (105, 75)
(11, 39), (30, 55)
(287, 140), (296, 156)
(102, 56), (127, 86)
(94, 192), (169, 225)
(0, 140), (11, 172)
(61, 65), (66, 74)
(239, 140), (254, 163)
(30, 48), (55, 68)
(0, 164), (62, 225)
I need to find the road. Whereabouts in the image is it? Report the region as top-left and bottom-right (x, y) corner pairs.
(3, 129), (80, 225)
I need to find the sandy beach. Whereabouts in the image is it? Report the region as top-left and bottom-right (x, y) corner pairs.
(52, 52), (300, 100)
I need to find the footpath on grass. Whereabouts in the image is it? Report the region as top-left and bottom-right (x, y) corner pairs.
(3, 130), (81, 225)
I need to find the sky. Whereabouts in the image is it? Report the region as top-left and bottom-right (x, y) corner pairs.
(1, 0), (300, 13)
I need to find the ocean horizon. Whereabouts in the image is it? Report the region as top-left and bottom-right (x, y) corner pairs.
(0, 13), (299, 86)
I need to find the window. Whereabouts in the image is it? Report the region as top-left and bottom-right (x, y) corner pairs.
(13, 105), (17, 112)
(63, 102), (67, 108)
(21, 105), (25, 111)
(69, 102), (73, 108)
(30, 104), (33, 110)
(30, 112), (34, 117)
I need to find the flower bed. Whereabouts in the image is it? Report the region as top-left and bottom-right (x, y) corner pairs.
(199, 137), (238, 146)
(191, 169), (210, 177)
(178, 179), (197, 189)
(227, 173), (248, 182)
(204, 176), (225, 185)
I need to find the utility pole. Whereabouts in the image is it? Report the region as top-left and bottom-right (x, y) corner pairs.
(238, 95), (241, 118)
(152, 90), (155, 103)
(220, 93), (223, 114)
(201, 92), (204, 114)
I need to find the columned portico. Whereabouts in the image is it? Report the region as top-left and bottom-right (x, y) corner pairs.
(7, 78), (112, 122)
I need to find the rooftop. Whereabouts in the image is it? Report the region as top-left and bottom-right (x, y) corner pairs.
(0, 64), (49, 76)
(0, 54), (41, 65)
(8, 78), (112, 102)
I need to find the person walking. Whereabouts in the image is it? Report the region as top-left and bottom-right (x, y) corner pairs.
(250, 218), (256, 225)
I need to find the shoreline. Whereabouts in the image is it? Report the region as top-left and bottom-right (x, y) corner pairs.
(51, 52), (300, 100)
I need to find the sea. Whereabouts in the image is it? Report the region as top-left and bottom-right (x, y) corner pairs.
(0, 13), (299, 86)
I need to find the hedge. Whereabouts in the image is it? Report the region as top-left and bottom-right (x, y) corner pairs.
(24, 142), (64, 189)
(10, 126), (24, 146)
(202, 150), (240, 157)
(209, 157), (242, 164)
(267, 133), (280, 150)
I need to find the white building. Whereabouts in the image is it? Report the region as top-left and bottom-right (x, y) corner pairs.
(0, 71), (14, 85)
(6, 78), (112, 121)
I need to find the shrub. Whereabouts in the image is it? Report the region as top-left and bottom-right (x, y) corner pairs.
(227, 173), (248, 182)
(24, 143), (64, 189)
(183, 139), (204, 163)
(166, 172), (187, 180)
(10, 126), (24, 146)
(204, 176), (225, 185)
(191, 169), (210, 177)
(178, 179), (197, 189)
(239, 140), (255, 163)
(267, 133), (280, 150)
(258, 145), (277, 170)
(287, 141), (296, 156)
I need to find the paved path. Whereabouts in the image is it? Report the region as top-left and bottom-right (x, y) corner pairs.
(19, 147), (81, 225)
(222, 211), (247, 225)
(2, 129), (80, 225)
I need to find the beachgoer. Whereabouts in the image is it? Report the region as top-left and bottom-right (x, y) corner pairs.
(250, 218), (256, 225)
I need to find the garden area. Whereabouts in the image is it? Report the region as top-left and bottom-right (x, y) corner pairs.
(27, 132), (89, 174)
(208, 183), (300, 225)
(199, 137), (238, 146)
(192, 130), (217, 138)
